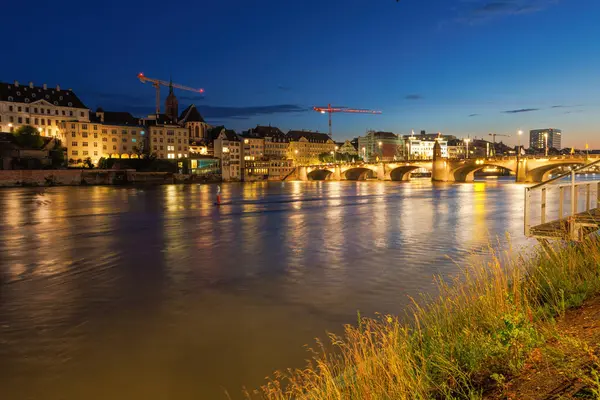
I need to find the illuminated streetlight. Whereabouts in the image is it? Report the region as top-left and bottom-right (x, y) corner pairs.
(464, 138), (471, 159)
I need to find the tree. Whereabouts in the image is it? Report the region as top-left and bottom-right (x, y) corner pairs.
(83, 157), (94, 169)
(14, 125), (44, 149)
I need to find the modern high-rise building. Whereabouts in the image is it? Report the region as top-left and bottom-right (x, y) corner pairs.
(530, 129), (562, 150)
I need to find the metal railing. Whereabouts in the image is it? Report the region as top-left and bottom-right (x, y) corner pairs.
(524, 159), (600, 238)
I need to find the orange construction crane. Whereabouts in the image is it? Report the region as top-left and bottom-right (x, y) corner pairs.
(137, 73), (204, 114)
(313, 104), (382, 138)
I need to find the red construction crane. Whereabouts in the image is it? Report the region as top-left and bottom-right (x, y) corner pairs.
(137, 73), (204, 114)
(313, 104), (382, 138)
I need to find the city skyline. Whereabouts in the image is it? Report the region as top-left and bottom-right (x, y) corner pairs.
(1, 0), (599, 148)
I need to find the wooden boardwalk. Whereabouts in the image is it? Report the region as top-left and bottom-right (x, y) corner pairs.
(529, 208), (600, 240)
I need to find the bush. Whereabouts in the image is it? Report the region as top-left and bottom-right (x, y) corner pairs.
(14, 125), (44, 149)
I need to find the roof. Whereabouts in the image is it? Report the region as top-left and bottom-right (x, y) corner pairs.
(371, 131), (398, 140)
(93, 110), (141, 126)
(179, 104), (205, 123)
(222, 129), (240, 141)
(142, 114), (179, 126)
(250, 125), (286, 139)
(287, 130), (332, 143)
(0, 81), (87, 109)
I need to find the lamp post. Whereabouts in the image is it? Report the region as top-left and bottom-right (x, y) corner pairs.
(334, 145), (338, 163)
(362, 146), (366, 162)
(544, 132), (549, 157)
(464, 138), (471, 159)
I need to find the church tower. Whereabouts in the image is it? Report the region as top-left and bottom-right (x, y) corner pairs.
(165, 78), (179, 121)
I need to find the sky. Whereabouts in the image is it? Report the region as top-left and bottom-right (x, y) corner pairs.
(1, 0), (599, 148)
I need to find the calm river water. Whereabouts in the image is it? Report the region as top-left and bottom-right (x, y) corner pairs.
(0, 179), (530, 399)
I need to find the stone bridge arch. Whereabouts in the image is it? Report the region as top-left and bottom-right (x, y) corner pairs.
(387, 164), (432, 181)
(525, 161), (586, 183)
(342, 166), (377, 181)
(451, 160), (517, 182)
(306, 168), (335, 181)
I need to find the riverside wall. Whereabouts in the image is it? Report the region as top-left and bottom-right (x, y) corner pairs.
(0, 170), (219, 187)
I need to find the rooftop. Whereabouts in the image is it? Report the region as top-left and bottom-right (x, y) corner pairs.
(0, 81), (87, 109)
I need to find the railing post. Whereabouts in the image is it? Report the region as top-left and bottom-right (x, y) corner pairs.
(524, 187), (531, 236)
(586, 183), (591, 212)
(571, 170), (576, 216)
(541, 187), (547, 224)
(559, 186), (564, 219)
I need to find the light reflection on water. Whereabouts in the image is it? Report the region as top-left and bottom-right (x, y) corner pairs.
(0, 179), (531, 399)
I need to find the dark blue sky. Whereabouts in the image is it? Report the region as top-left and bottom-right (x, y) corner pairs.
(2, 0), (599, 147)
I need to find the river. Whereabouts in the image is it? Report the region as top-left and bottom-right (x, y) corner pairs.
(0, 179), (529, 399)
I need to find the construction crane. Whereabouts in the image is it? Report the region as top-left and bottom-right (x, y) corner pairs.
(313, 104), (382, 138)
(137, 73), (204, 114)
(488, 133), (511, 144)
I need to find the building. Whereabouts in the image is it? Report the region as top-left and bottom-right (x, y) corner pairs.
(357, 131), (403, 162)
(240, 133), (265, 161)
(0, 80), (89, 139)
(179, 104), (210, 143)
(144, 114), (189, 159)
(244, 159), (294, 181)
(404, 135), (448, 159)
(0, 132), (53, 170)
(447, 139), (466, 159)
(248, 125), (289, 160)
(188, 156), (221, 177)
(61, 109), (146, 164)
(337, 139), (358, 156)
(287, 130), (336, 165)
(214, 129), (242, 180)
(530, 129), (562, 150)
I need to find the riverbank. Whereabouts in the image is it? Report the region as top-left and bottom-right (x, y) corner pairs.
(250, 238), (600, 399)
(0, 169), (221, 187)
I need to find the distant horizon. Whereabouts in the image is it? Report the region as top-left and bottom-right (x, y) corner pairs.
(2, 0), (599, 148)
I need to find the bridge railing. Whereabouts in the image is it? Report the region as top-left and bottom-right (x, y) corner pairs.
(524, 158), (600, 239)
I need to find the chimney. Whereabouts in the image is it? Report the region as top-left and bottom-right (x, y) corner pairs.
(43, 83), (47, 90)
(56, 84), (60, 91)
(14, 81), (19, 87)
(29, 82), (34, 88)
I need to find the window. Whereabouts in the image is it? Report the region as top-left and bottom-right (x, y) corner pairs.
(102, 129), (107, 134)
(25, 118), (30, 124)
(102, 137), (107, 142)
(82, 133), (88, 138)
(131, 130), (136, 135)
(94, 133), (98, 138)
(69, 111), (73, 116)
(131, 138), (137, 143)
(9, 106), (13, 112)
(18, 107), (22, 112)
(62, 111), (65, 116)
(159, 138), (163, 143)
(18, 117), (22, 123)
(40, 108), (44, 113)
(153, 138), (157, 142)
(167, 146), (174, 151)
(71, 133), (76, 138)
(122, 130), (127, 135)
(167, 154), (175, 159)
(160, 146), (164, 150)
(55, 110), (59, 115)
(112, 138), (117, 142)
(82, 142), (88, 147)
(153, 145), (157, 150)
(94, 151), (98, 156)
(25, 107), (29, 112)
(72, 142), (78, 146)
(111, 129), (116, 134)
(82, 124), (88, 130)
(72, 150), (78, 156)
(122, 138), (127, 142)
(47, 119), (51, 125)
(83, 151), (89, 156)
(9, 116), (13, 122)
(113, 145), (117, 150)
(103, 145), (107, 150)
(122, 145), (128, 151)
(80, 112), (84, 117)
(93, 142), (98, 147)
(93, 125), (97, 130)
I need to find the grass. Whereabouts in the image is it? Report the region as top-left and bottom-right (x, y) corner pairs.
(246, 236), (600, 399)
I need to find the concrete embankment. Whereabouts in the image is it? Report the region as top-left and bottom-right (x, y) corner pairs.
(0, 170), (219, 187)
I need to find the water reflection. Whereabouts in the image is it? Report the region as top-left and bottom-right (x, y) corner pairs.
(0, 180), (531, 399)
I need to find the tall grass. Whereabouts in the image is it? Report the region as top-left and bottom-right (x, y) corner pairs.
(248, 237), (600, 399)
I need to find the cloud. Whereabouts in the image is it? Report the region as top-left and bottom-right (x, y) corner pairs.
(455, 0), (558, 24)
(197, 104), (309, 120)
(469, 113), (480, 117)
(405, 94), (423, 100)
(178, 94), (206, 101)
(502, 108), (539, 114)
(277, 85), (292, 92)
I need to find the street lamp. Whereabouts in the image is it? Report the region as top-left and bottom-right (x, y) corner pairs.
(544, 132), (549, 157)
(334, 145), (338, 163)
(464, 138), (471, 159)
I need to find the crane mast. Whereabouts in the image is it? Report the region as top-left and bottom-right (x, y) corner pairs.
(137, 73), (204, 114)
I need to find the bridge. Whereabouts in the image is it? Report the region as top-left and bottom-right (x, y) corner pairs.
(290, 154), (600, 183)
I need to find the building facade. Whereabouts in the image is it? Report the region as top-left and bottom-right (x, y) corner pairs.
(179, 104), (210, 143)
(530, 129), (562, 150)
(404, 136), (448, 159)
(287, 130), (336, 165)
(248, 126), (289, 160)
(357, 131), (403, 162)
(0, 81), (89, 139)
(337, 140), (358, 156)
(214, 129), (242, 180)
(144, 114), (189, 159)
